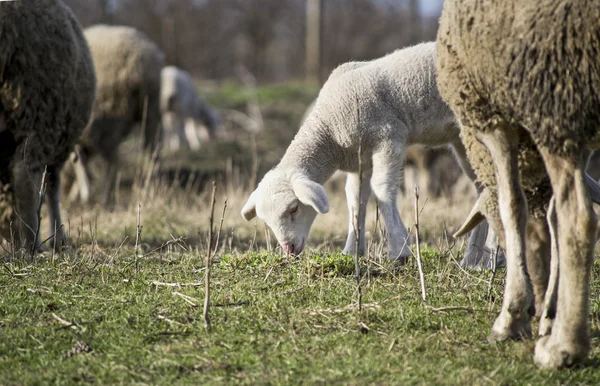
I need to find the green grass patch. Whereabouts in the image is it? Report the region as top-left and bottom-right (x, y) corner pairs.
(2, 248), (600, 384)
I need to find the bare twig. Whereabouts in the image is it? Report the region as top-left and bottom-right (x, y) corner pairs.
(353, 145), (363, 312)
(31, 166), (48, 258)
(413, 187), (427, 303)
(134, 203), (142, 273)
(212, 198), (228, 259)
(427, 306), (474, 313)
(173, 291), (198, 307)
(204, 182), (217, 331)
(52, 313), (78, 329)
(152, 280), (203, 287)
(486, 245), (500, 300)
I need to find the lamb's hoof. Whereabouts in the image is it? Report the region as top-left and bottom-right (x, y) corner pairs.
(534, 335), (589, 369)
(488, 311), (532, 342)
(341, 247), (365, 256)
(538, 315), (553, 337)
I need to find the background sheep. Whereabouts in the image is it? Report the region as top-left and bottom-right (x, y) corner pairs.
(241, 42), (493, 262)
(161, 66), (223, 152)
(68, 24), (165, 205)
(0, 0), (96, 251)
(436, 0), (600, 369)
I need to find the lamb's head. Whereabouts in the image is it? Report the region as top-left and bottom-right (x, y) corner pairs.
(241, 169), (329, 255)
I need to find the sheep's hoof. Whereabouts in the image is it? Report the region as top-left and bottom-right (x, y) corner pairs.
(534, 335), (589, 369)
(488, 310), (532, 342)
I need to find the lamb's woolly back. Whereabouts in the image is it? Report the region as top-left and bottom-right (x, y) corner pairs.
(0, 0), (96, 173)
(279, 42), (459, 180)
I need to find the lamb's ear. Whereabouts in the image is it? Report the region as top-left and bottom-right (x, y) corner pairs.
(241, 191), (258, 221)
(292, 177), (329, 214)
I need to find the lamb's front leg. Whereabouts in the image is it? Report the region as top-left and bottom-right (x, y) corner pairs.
(342, 171), (372, 255)
(371, 148), (411, 263)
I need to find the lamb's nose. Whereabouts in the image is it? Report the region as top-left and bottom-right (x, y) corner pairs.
(282, 242), (295, 254)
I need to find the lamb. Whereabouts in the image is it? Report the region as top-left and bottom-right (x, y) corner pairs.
(0, 0), (96, 251)
(436, 0), (600, 369)
(160, 66), (222, 152)
(69, 25), (165, 205)
(241, 42), (494, 262)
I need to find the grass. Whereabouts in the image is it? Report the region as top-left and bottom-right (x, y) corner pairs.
(2, 244), (600, 384)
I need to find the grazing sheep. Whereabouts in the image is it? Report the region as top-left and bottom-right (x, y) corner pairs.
(160, 66), (222, 152)
(0, 0), (96, 251)
(241, 42), (493, 262)
(71, 25), (164, 205)
(436, 0), (600, 368)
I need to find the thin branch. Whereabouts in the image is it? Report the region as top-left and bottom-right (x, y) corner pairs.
(31, 166), (47, 258)
(413, 187), (427, 303)
(204, 181), (217, 331)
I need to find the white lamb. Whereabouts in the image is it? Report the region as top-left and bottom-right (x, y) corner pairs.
(160, 66), (222, 151)
(241, 42), (489, 261)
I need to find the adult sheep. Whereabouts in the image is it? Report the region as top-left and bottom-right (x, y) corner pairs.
(0, 0), (96, 252)
(436, 0), (600, 369)
(71, 25), (164, 205)
(161, 66), (222, 152)
(241, 42), (493, 263)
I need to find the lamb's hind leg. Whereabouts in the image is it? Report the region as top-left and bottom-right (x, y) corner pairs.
(479, 128), (534, 341)
(534, 150), (595, 369)
(371, 147), (411, 263)
(342, 171), (372, 256)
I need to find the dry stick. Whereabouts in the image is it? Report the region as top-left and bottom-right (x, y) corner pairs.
(353, 145), (363, 312)
(134, 204), (142, 274)
(212, 198), (228, 259)
(31, 166), (48, 258)
(413, 187), (427, 303)
(486, 245), (500, 300)
(204, 182), (217, 331)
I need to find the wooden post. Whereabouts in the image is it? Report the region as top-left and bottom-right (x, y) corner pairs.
(305, 0), (322, 84)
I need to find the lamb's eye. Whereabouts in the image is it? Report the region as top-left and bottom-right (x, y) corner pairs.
(290, 205), (299, 214)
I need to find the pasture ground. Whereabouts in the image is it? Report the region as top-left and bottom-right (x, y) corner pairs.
(1, 82), (600, 384)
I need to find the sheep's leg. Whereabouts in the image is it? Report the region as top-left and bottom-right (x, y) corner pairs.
(101, 154), (119, 208)
(72, 147), (92, 204)
(524, 217), (551, 318)
(12, 160), (41, 253)
(479, 129), (533, 341)
(371, 148), (411, 263)
(534, 151), (594, 369)
(342, 171), (372, 256)
(184, 119), (202, 150)
(539, 196), (558, 337)
(163, 112), (183, 151)
(45, 166), (68, 249)
(451, 141), (504, 269)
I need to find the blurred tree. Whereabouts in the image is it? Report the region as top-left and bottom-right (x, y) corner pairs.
(63, 0), (441, 83)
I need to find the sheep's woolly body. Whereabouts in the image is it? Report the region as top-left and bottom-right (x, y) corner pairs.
(0, 0), (96, 246)
(437, 0), (600, 369)
(0, 0), (96, 175)
(160, 66), (221, 150)
(82, 25), (164, 155)
(71, 25), (164, 205)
